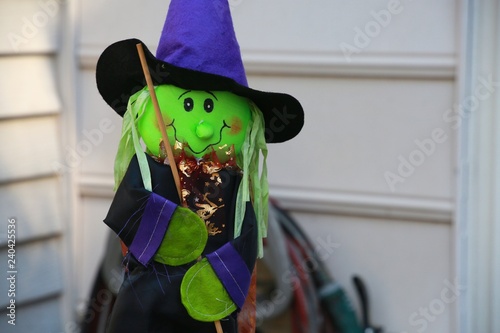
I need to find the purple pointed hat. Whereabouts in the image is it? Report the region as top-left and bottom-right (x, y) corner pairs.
(96, 0), (303, 143)
(157, 0), (248, 87)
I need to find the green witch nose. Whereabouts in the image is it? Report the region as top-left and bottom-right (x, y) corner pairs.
(195, 121), (214, 140)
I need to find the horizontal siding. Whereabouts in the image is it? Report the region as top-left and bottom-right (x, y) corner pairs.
(0, 56), (61, 118)
(0, 0), (66, 331)
(0, 0), (61, 54)
(80, 46), (456, 80)
(0, 297), (62, 332)
(0, 176), (63, 246)
(81, 0), (456, 56)
(78, 196), (114, 303)
(256, 75), (455, 199)
(0, 115), (60, 182)
(0, 238), (63, 308)
(294, 213), (453, 333)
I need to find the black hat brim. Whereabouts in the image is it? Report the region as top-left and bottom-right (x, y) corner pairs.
(96, 39), (304, 144)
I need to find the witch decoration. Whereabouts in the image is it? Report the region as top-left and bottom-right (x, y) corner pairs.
(96, 0), (304, 332)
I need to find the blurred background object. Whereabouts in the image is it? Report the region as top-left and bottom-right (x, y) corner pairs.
(80, 201), (365, 333)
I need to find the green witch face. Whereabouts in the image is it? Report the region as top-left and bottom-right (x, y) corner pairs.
(138, 85), (251, 161)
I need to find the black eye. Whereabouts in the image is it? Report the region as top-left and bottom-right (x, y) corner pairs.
(184, 98), (194, 112)
(204, 98), (214, 113)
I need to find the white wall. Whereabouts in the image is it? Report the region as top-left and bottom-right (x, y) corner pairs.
(74, 0), (459, 332)
(0, 0), (67, 332)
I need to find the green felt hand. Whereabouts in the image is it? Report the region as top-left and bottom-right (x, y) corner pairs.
(180, 258), (237, 322)
(153, 206), (208, 266)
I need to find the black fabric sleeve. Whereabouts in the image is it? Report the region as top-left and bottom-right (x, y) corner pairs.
(103, 154), (180, 247)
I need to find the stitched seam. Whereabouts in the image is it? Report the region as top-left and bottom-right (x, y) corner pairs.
(138, 198), (167, 261)
(214, 251), (246, 300)
(157, 214), (205, 263)
(185, 262), (235, 317)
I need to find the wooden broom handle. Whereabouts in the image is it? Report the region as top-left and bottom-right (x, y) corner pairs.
(136, 43), (182, 201)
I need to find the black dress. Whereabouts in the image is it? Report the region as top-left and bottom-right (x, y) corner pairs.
(104, 154), (257, 333)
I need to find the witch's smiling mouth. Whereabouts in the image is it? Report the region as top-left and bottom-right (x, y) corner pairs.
(167, 120), (231, 155)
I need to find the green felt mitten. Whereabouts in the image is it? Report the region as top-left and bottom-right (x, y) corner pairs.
(153, 207), (208, 266)
(180, 258), (237, 322)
